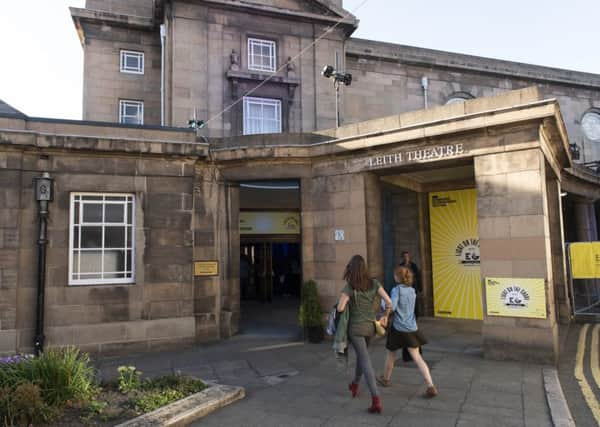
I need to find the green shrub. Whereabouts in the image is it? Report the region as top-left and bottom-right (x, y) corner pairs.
(118, 365), (142, 393)
(0, 347), (96, 425)
(142, 373), (206, 395)
(12, 382), (46, 425)
(299, 279), (323, 328)
(25, 347), (96, 406)
(134, 389), (184, 414)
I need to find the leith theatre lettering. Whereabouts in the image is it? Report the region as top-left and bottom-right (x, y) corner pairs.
(367, 143), (465, 168)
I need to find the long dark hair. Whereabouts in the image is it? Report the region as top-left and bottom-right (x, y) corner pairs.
(343, 255), (371, 291)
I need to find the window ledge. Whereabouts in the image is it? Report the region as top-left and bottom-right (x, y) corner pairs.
(226, 70), (299, 86)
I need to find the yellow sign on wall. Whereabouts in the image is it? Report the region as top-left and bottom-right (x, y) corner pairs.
(194, 261), (219, 277)
(429, 189), (482, 320)
(569, 242), (600, 279)
(240, 211), (300, 235)
(485, 277), (547, 319)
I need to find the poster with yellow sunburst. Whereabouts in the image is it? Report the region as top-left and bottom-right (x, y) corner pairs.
(429, 189), (483, 320)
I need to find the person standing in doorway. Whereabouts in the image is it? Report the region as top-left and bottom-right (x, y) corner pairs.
(336, 255), (392, 414)
(376, 265), (438, 398)
(399, 250), (422, 362)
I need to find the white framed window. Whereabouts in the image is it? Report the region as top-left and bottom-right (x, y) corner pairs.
(69, 193), (135, 285)
(243, 97), (282, 135)
(248, 38), (276, 72)
(119, 100), (144, 125)
(120, 50), (144, 74)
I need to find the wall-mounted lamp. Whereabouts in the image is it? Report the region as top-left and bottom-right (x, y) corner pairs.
(569, 143), (580, 160)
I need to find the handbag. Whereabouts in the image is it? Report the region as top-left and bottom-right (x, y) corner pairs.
(326, 305), (339, 336)
(373, 319), (386, 337)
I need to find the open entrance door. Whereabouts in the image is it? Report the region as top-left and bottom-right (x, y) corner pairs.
(238, 181), (302, 339)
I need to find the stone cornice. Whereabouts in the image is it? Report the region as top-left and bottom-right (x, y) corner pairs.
(192, 0), (357, 30)
(70, 7), (155, 45)
(0, 128), (208, 158)
(208, 91), (572, 180)
(347, 38), (600, 90)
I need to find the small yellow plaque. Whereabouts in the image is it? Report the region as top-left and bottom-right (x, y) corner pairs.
(194, 261), (219, 277)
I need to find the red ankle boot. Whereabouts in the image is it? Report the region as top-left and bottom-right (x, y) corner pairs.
(348, 382), (359, 398)
(368, 396), (382, 414)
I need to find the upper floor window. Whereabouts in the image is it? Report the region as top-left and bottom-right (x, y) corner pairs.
(243, 96), (281, 135)
(582, 110), (600, 142)
(69, 193), (135, 285)
(120, 50), (144, 74)
(248, 38), (276, 72)
(119, 100), (144, 125)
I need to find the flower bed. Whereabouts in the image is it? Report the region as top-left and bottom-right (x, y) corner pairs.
(0, 348), (206, 426)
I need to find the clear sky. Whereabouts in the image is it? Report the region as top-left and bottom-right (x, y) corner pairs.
(0, 0), (599, 120)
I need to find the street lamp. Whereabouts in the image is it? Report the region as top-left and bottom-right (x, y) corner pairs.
(33, 172), (54, 356)
(322, 65), (352, 127)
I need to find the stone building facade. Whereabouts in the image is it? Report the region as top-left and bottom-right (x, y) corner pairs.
(0, 87), (586, 364)
(70, 0), (600, 247)
(0, 0), (599, 363)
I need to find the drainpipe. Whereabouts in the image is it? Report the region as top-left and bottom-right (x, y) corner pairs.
(33, 172), (54, 356)
(421, 76), (429, 109)
(160, 24), (166, 126)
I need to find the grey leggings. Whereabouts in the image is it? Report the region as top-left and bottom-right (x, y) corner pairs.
(349, 334), (379, 397)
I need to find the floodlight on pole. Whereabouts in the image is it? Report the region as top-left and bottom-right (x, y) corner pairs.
(321, 64), (352, 127)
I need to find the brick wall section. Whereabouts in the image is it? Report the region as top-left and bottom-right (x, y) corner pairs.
(0, 152), (21, 353)
(364, 172), (383, 282)
(81, 23), (161, 124)
(0, 125), (205, 354)
(301, 172), (369, 309)
(344, 51), (600, 163)
(191, 167), (240, 341)
(475, 149), (558, 364)
(85, 0), (155, 17)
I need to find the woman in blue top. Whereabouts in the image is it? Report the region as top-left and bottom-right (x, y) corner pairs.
(376, 265), (438, 398)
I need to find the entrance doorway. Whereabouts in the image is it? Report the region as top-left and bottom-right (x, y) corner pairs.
(238, 180), (302, 338)
(240, 242), (302, 337)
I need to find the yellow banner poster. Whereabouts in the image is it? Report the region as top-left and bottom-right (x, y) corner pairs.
(569, 242), (600, 279)
(485, 277), (547, 319)
(429, 189), (482, 320)
(239, 211), (300, 235)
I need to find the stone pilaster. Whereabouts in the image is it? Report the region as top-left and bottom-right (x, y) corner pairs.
(574, 198), (598, 242)
(301, 173), (369, 309)
(475, 149), (558, 364)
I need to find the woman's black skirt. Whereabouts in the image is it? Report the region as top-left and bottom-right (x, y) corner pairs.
(385, 327), (428, 351)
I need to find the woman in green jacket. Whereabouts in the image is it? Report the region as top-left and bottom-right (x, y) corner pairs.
(337, 255), (392, 414)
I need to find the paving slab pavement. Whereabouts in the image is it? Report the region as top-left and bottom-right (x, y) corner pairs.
(96, 319), (554, 427)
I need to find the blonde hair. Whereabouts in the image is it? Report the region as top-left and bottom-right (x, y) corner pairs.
(394, 265), (413, 286)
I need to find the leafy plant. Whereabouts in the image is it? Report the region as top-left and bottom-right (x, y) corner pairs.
(12, 382), (46, 425)
(141, 373), (207, 395)
(80, 398), (108, 423)
(299, 279), (324, 328)
(0, 347), (97, 426)
(134, 389), (183, 414)
(118, 366), (142, 393)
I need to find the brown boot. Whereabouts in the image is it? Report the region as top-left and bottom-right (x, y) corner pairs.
(423, 385), (438, 398)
